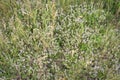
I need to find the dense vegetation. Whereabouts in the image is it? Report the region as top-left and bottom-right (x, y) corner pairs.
(0, 0), (120, 80)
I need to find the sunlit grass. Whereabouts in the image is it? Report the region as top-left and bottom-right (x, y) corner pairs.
(0, 0), (120, 80)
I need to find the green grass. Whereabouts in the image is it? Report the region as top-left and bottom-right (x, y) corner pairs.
(0, 0), (120, 80)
